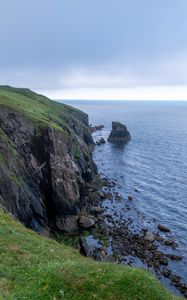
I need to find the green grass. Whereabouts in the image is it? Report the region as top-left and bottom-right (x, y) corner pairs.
(0, 210), (182, 300)
(0, 128), (18, 166)
(0, 85), (87, 132)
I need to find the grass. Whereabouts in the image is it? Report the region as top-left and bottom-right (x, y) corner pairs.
(0, 210), (182, 300)
(0, 85), (87, 132)
(0, 128), (18, 167)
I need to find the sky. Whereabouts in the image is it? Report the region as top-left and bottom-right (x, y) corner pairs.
(1, 0), (187, 100)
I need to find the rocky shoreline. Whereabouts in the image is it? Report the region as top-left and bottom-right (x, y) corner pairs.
(68, 123), (187, 299)
(78, 176), (187, 298)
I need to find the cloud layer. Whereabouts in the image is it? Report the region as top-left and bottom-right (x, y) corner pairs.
(1, 0), (187, 99)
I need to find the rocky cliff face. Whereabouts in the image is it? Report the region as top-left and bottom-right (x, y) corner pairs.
(0, 86), (97, 233)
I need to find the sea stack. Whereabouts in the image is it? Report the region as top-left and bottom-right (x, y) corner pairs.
(108, 121), (131, 144)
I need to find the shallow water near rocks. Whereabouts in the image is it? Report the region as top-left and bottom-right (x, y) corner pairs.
(62, 100), (187, 290)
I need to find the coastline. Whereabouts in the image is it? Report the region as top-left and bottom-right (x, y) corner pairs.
(78, 126), (187, 298)
(0, 88), (186, 299)
(81, 172), (187, 298)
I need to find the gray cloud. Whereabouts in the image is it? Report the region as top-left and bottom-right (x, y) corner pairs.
(1, 0), (187, 93)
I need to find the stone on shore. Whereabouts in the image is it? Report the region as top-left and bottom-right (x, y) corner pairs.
(144, 232), (156, 242)
(79, 216), (95, 229)
(90, 124), (104, 132)
(158, 224), (170, 232)
(56, 216), (78, 233)
(96, 138), (106, 146)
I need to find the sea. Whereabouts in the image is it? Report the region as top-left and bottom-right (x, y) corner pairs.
(61, 100), (187, 284)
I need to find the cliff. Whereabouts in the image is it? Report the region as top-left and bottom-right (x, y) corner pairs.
(0, 86), (97, 234)
(0, 87), (182, 300)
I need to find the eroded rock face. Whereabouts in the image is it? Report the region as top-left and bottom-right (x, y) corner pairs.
(0, 105), (97, 234)
(107, 122), (130, 144)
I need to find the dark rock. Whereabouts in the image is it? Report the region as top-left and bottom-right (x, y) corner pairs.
(162, 267), (171, 278)
(98, 215), (104, 222)
(107, 121), (130, 144)
(56, 216), (78, 233)
(164, 240), (177, 248)
(170, 274), (181, 284)
(144, 232), (156, 242)
(90, 124), (104, 132)
(90, 206), (104, 214)
(166, 254), (183, 261)
(79, 237), (102, 261)
(128, 195), (134, 201)
(98, 191), (106, 199)
(155, 236), (164, 242)
(183, 291), (187, 298)
(78, 216), (95, 229)
(157, 224), (170, 232)
(88, 192), (100, 204)
(96, 138), (106, 146)
(115, 192), (122, 201)
(106, 192), (113, 200)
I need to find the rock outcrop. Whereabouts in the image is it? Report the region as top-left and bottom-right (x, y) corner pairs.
(107, 121), (130, 144)
(90, 124), (104, 132)
(0, 86), (97, 234)
(96, 138), (106, 146)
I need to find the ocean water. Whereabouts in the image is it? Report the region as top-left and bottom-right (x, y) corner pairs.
(62, 100), (187, 281)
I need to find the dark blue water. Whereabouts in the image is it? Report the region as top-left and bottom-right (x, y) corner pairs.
(62, 100), (187, 281)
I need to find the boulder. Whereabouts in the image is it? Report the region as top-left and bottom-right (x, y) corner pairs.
(90, 124), (104, 132)
(78, 216), (95, 229)
(158, 224), (170, 232)
(98, 191), (106, 199)
(166, 254), (183, 261)
(144, 232), (156, 242)
(164, 240), (177, 247)
(90, 206), (104, 214)
(56, 216), (78, 233)
(96, 138), (106, 146)
(107, 121), (130, 144)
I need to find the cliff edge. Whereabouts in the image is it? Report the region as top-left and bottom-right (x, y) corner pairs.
(0, 86), (97, 233)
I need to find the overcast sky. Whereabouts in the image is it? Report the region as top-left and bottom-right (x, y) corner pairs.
(1, 0), (187, 100)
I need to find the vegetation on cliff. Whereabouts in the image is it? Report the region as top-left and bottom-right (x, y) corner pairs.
(0, 209), (182, 300)
(0, 85), (87, 130)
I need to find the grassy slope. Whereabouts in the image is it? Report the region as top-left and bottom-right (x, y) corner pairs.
(0, 85), (88, 165)
(0, 85), (85, 131)
(0, 211), (182, 300)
